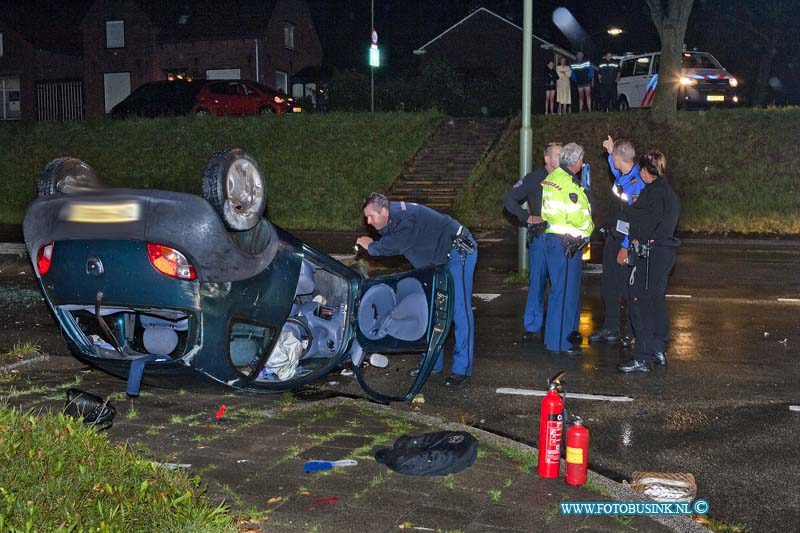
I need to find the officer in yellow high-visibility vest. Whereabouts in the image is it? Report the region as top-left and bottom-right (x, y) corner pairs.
(540, 142), (594, 354)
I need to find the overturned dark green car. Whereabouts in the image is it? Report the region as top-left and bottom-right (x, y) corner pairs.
(24, 149), (454, 403)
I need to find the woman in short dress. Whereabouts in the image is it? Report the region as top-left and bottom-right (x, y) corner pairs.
(544, 60), (558, 115)
(556, 56), (572, 114)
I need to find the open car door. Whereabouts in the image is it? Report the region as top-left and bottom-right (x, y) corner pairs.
(351, 265), (454, 403)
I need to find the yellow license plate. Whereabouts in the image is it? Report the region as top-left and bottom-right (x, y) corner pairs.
(64, 202), (141, 223)
(292, 107), (302, 113)
(706, 95), (725, 102)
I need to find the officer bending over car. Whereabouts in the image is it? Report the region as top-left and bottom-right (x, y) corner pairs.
(616, 150), (681, 373)
(502, 142), (563, 344)
(590, 136), (646, 347)
(356, 193), (477, 388)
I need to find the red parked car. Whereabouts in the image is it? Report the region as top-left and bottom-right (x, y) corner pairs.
(192, 80), (301, 116)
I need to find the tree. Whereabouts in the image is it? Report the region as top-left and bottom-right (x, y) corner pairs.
(644, 0), (695, 124)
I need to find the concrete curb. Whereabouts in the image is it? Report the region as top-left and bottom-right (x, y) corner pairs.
(0, 355), (50, 374)
(279, 396), (712, 533)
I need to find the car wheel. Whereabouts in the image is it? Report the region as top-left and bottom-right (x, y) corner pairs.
(202, 148), (266, 231)
(37, 157), (100, 198)
(260, 106), (276, 115)
(618, 96), (629, 111)
(195, 108), (210, 117)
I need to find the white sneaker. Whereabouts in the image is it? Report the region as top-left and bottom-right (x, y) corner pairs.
(369, 353), (389, 368)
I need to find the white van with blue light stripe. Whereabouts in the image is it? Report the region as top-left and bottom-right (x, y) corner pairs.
(617, 50), (739, 110)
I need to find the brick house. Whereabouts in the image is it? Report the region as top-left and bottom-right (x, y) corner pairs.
(0, 13), (84, 121)
(81, 0), (322, 117)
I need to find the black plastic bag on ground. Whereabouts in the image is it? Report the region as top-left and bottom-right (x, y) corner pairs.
(374, 431), (478, 476)
(63, 388), (116, 430)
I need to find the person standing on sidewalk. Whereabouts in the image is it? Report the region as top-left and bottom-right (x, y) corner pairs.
(617, 150), (681, 373)
(556, 57), (572, 114)
(544, 60), (559, 115)
(356, 193), (477, 388)
(597, 52), (620, 112)
(571, 52), (594, 112)
(589, 136), (646, 346)
(502, 142), (563, 343)
(540, 143), (594, 354)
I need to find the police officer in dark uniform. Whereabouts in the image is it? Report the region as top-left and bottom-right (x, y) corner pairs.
(597, 52), (620, 112)
(502, 142), (562, 342)
(617, 150), (681, 373)
(357, 193), (477, 387)
(589, 136), (645, 346)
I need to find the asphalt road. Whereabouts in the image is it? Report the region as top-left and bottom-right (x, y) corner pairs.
(1, 229), (798, 532)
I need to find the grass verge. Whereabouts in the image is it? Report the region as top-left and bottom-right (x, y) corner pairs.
(0, 404), (236, 532)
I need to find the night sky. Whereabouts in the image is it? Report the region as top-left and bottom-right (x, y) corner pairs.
(2, 0), (798, 104)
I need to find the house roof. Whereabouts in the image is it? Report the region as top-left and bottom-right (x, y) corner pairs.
(0, 0), (93, 53)
(140, 0), (278, 43)
(412, 7), (573, 59)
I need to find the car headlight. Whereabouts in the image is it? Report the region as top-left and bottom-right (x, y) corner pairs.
(680, 77), (697, 86)
(728, 77), (738, 87)
(274, 96), (285, 104)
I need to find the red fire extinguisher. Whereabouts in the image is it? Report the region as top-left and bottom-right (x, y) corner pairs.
(537, 372), (565, 478)
(565, 417), (589, 486)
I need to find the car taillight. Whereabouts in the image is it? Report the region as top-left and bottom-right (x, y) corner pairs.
(147, 243), (196, 280)
(37, 242), (55, 276)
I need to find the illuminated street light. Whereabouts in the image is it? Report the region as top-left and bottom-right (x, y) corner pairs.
(607, 27), (623, 36)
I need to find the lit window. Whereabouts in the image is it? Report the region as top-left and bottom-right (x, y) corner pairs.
(283, 22), (295, 50)
(275, 70), (288, 94)
(0, 33), (4, 57)
(106, 20), (125, 48)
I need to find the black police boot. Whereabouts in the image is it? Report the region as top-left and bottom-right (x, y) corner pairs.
(567, 331), (583, 345)
(616, 358), (652, 373)
(652, 352), (667, 366)
(443, 374), (470, 388)
(589, 329), (620, 344)
(521, 331), (542, 343)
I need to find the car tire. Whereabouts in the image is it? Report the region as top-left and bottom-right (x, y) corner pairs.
(618, 96), (629, 111)
(195, 108), (210, 117)
(260, 106), (276, 115)
(202, 148), (266, 231)
(37, 157), (101, 198)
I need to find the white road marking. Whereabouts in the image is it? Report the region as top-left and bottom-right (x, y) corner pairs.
(496, 387), (633, 402)
(777, 298), (800, 303)
(666, 294), (692, 299)
(0, 243), (26, 255)
(790, 405), (800, 412)
(474, 293), (500, 302)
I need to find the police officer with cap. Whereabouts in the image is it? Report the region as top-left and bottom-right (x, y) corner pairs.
(589, 136), (646, 346)
(598, 52), (620, 112)
(617, 150), (681, 373)
(357, 194), (477, 387)
(540, 143), (594, 354)
(503, 142), (563, 343)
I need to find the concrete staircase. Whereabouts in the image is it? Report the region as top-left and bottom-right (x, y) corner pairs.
(388, 117), (508, 211)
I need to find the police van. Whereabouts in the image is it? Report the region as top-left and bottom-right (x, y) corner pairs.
(616, 49), (739, 110)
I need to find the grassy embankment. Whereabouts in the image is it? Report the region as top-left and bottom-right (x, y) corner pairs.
(452, 107), (800, 236)
(0, 111), (443, 229)
(1, 108), (798, 235)
(0, 404), (237, 532)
